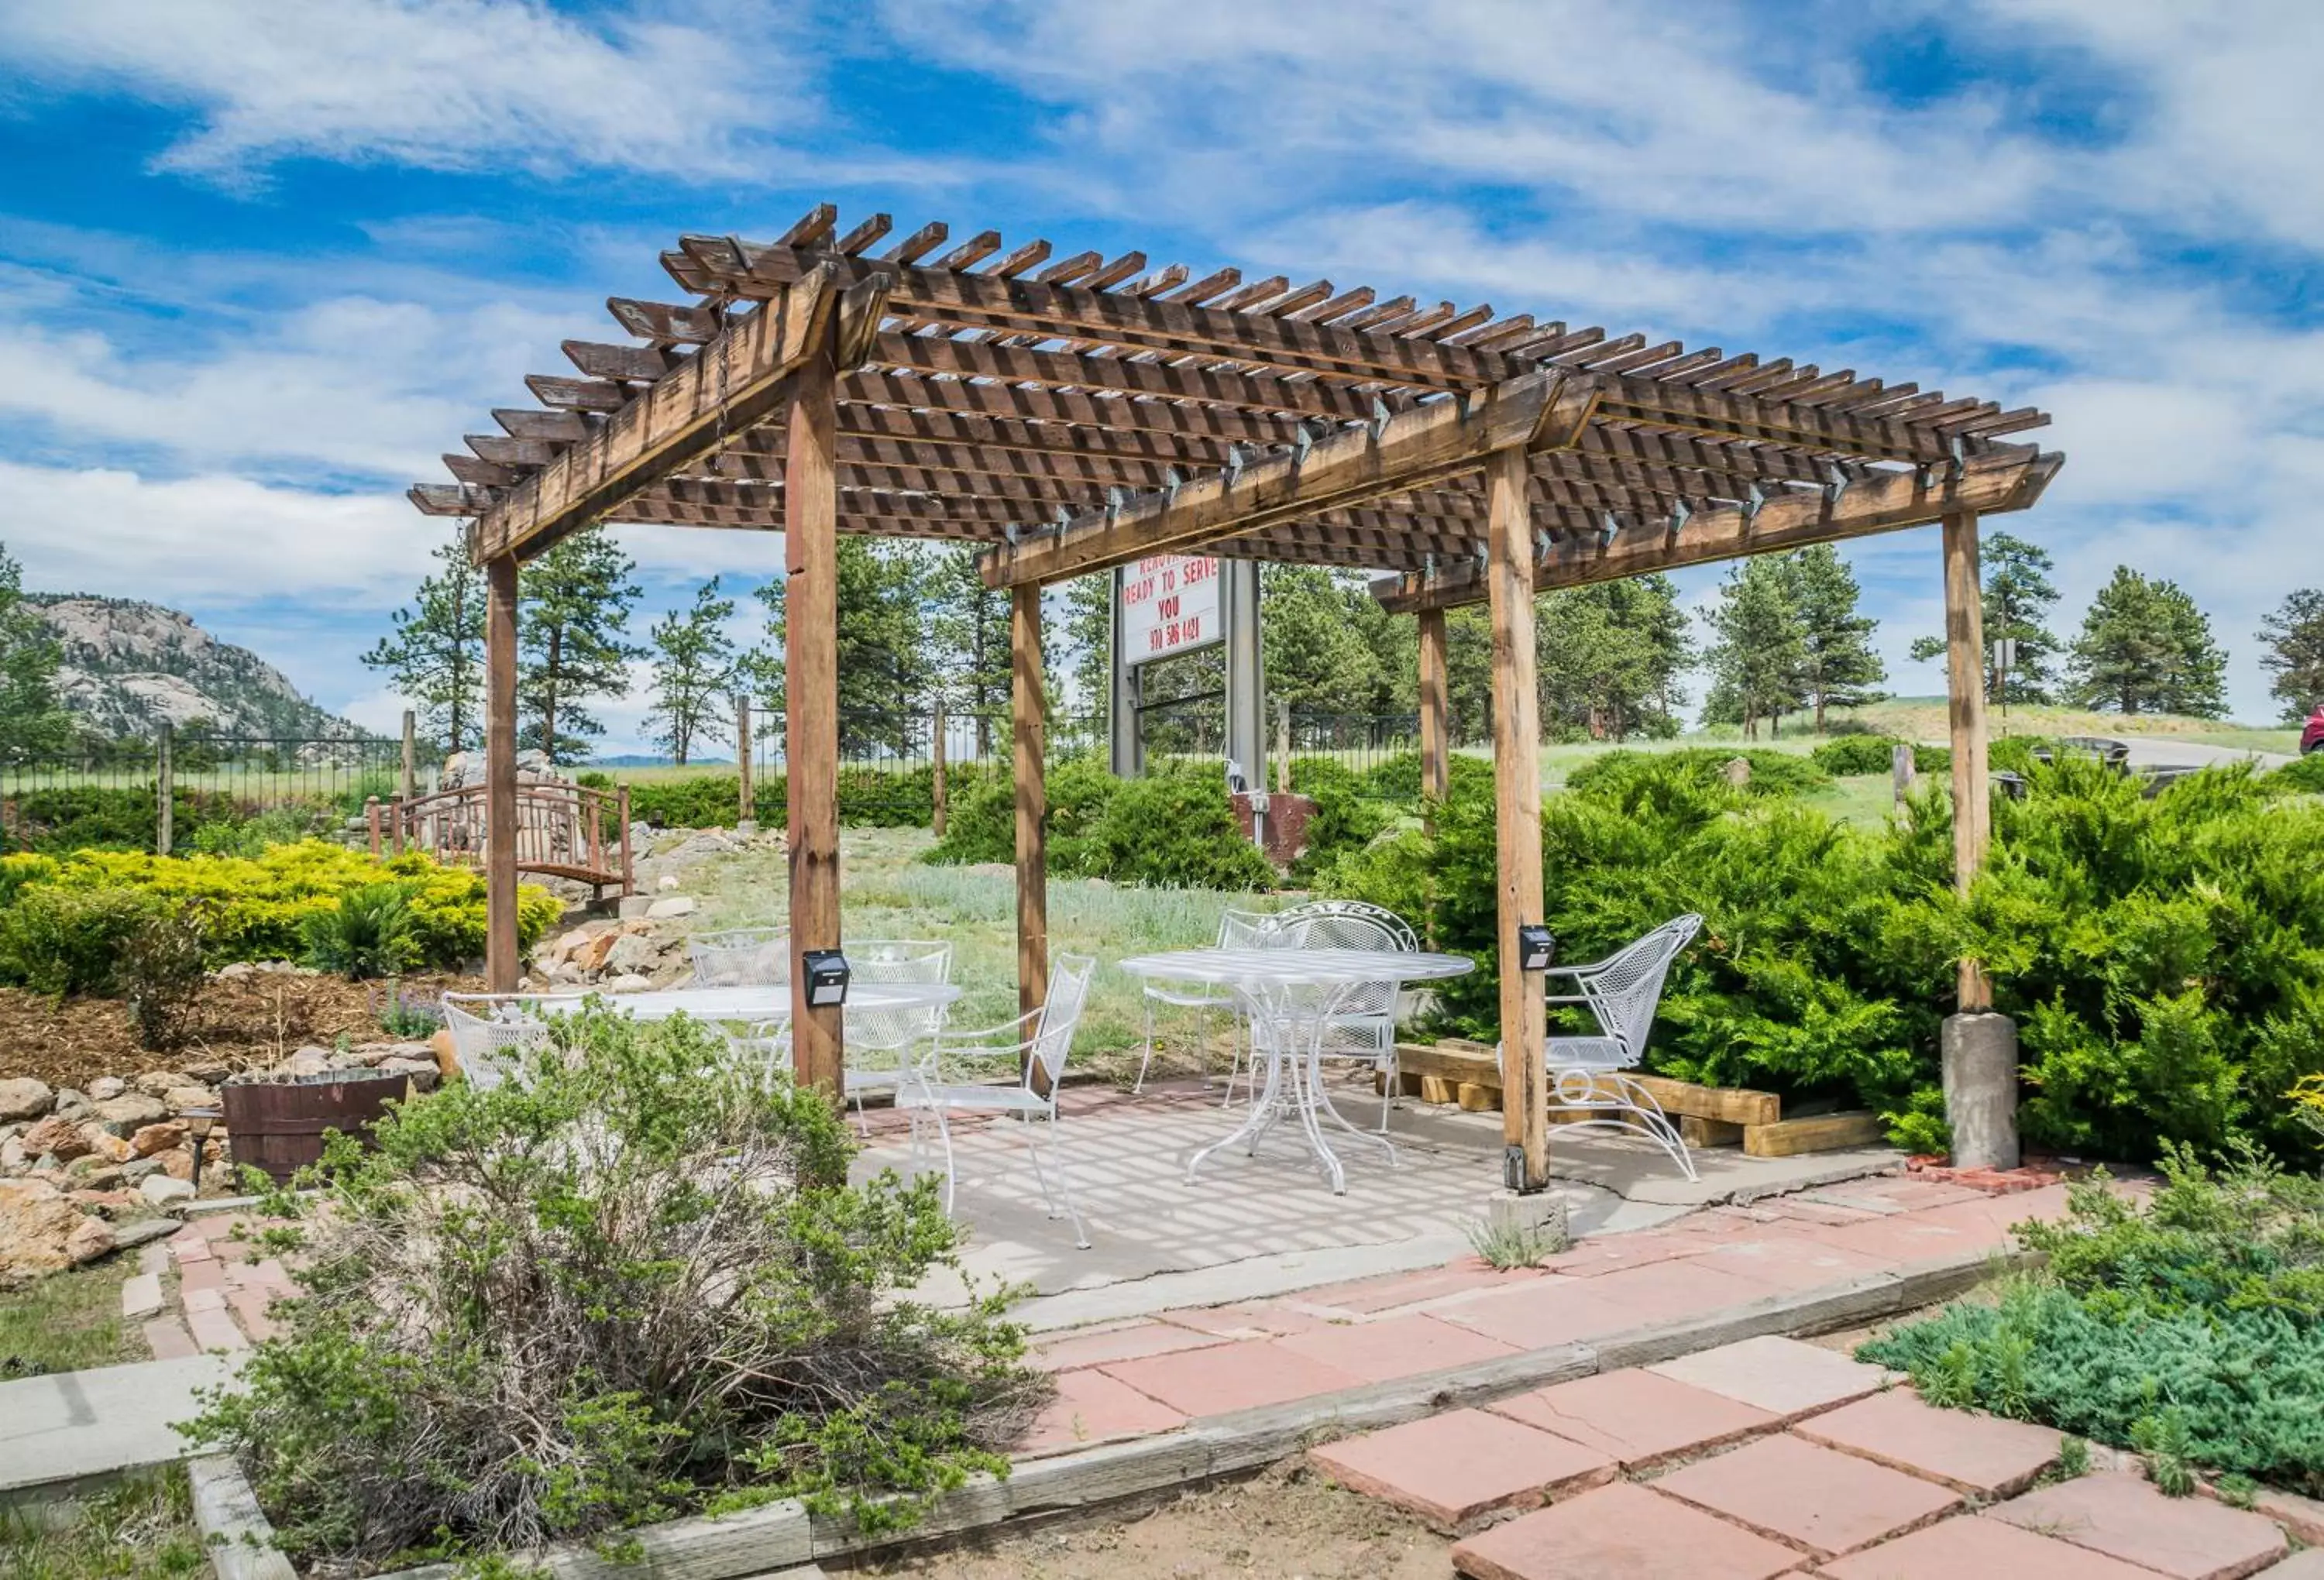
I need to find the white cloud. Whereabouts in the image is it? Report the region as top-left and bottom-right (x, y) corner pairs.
(0, 0), (812, 186)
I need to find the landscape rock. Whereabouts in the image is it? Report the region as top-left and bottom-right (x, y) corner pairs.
(81, 1128), (136, 1164)
(129, 1121), (188, 1158)
(64, 1214), (114, 1264)
(87, 1076), (126, 1101)
(0, 1178), (98, 1278)
(19, 1115), (91, 1163)
(646, 895), (697, 919)
(62, 1157), (124, 1190)
(379, 1057), (441, 1094)
(0, 1135), (23, 1174)
(657, 874), (681, 891)
(181, 1062), (233, 1086)
(604, 973), (653, 992)
(164, 1086), (219, 1113)
(112, 1217), (179, 1250)
(139, 1174), (195, 1207)
(94, 1093), (170, 1130)
(122, 1158), (163, 1183)
(576, 929), (621, 972)
(52, 1088), (90, 1121)
(286, 1046), (335, 1077)
(156, 1148), (196, 1181)
(0, 1077), (53, 1123)
(134, 1070), (192, 1098)
(604, 933), (665, 975)
(617, 894), (655, 919)
(216, 960), (258, 979)
(71, 1190), (136, 1214)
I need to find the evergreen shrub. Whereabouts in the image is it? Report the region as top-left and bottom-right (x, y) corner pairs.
(1563, 747), (1829, 799)
(2271, 752), (2324, 794)
(187, 1007), (1043, 1566)
(924, 759), (1273, 890)
(1861, 1149), (2324, 1495)
(1810, 735), (1952, 777)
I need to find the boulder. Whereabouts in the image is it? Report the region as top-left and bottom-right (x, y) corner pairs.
(164, 1086), (219, 1114)
(134, 1070), (193, 1098)
(52, 1088), (90, 1121)
(604, 933), (665, 975)
(64, 1213), (114, 1264)
(646, 895), (697, 919)
(428, 1027), (459, 1083)
(285, 1047), (335, 1077)
(617, 894), (655, 919)
(139, 1174), (195, 1207)
(122, 1158), (164, 1183)
(154, 1148), (197, 1183)
(61, 1156), (124, 1191)
(657, 874), (681, 891)
(0, 1077), (52, 1123)
(216, 960), (259, 979)
(0, 1179), (95, 1278)
(0, 1135), (24, 1174)
(82, 1128), (136, 1165)
(380, 1057), (440, 1094)
(93, 1094), (170, 1130)
(19, 1115), (90, 1163)
(575, 930), (621, 973)
(112, 1217), (180, 1251)
(604, 973), (653, 992)
(88, 1076), (126, 1101)
(129, 1121), (187, 1158)
(182, 1063), (234, 1086)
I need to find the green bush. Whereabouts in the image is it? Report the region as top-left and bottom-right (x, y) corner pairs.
(1327, 750), (2324, 1158)
(300, 882), (420, 980)
(1989, 734), (2057, 774)
(0, 785), (270, 855)
(1287, 757), (1397, 884)
(925, 759), (1274, 891)
(1861, 1149), (2324, 1495)
(1809, 736), (1951, 778)
(120, 902), (211, 1049)
(620, 767), (958, 831)
(0, 885), (170, 997)
(1563, 747), (1829, 799)
(2271, 752), (2324, 794)
(187, 1008), (1042, 1565)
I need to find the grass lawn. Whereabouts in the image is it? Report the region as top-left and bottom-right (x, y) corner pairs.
(0, 1259), (135, 1379)
(0, 1468), (207, 1580)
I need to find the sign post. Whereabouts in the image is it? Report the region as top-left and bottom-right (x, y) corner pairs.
(1109, 552), (1264, 812)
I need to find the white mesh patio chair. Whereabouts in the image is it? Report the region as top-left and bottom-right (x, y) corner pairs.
(735, 1018), (792, 1089)
(1498, 914), (1703, 1180)
(440, 992), (583, 1091)
(687, 926), (789, 987)
(1270, 899), (1419, 1130)
(898, 953), (1096, 1249)
(1135, 906), (1278, 1104)
(841, 939), (954, 1124)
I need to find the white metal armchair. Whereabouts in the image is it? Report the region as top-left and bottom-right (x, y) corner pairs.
(899, 953), (1096, 1249)
(687, 926), (788, 987)
(1501, 915), (1703, 1180)
(842, 939), (954, 1121)
(1271, 899), (1419, 1130)
(1135, 906), (1278, 1104)
(440, 992), (583, 1090)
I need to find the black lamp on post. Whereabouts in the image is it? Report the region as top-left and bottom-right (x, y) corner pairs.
(801, 949), (851, 1008)
(183, 1106), (221, 1195)
(1516, 925), (1556, 973)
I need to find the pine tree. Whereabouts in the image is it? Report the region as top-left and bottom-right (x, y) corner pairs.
(1786, 546), (1885, 733)
(1535, 575), (1691, 741)
(0, 541), (73, 765)
(363, 532), (486, 755)
(1906, 531), (2061, 706)
(746, 538), (930, 754)
(644, 578), (737, 765)
(517, 528), (644, 762)
(2068, 566), (2228, 719)
(1057, 571), (1116, 733)
(1263, 565), (1387, 714)
(923, 546), (1013, 756)
(2259, 589), (2324, 724)
(1700, 557), (1807, 738)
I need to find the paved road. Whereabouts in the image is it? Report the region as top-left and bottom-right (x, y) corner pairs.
(2113, 737), (2293, 770)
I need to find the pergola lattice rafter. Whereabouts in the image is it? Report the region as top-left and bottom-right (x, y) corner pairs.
(411, 201), (2059, 1192)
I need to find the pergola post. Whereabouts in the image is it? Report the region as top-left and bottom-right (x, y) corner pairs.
(1485, 447), (1550, 1194)
(786, 320), (845, 1103)
(1941, 507), (2019, 1168)
(1012, 582), (1048, 1028)
(1417, 606), (1450, 815)
(484, 552), (520, 992)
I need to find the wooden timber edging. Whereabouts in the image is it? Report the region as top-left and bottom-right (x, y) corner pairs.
(366, 1246), (2027, 1580)
(1390, 1040), (1887, 1157)
(188, 1456), (298, 1580)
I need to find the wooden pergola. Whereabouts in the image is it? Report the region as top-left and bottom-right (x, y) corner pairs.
(411, 202), (2059, 1193)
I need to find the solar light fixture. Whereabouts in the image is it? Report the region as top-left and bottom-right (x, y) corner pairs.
(183, 1106), (222, 1194)
(801, 949), (851, 1007)
(1516, 925), (1556, 972)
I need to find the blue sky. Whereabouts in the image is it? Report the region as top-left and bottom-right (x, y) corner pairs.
(0, 0), (2319, 747)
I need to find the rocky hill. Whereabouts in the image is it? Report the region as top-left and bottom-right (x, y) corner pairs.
(29, 594), (364, 740)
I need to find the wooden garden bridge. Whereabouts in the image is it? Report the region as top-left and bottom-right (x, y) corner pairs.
(368, 780), (634, 900)
(409, 201), (2059, 1192)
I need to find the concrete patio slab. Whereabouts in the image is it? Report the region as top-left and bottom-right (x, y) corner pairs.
(1309, 1407), (1616, 1534)
(1795, 1387), (2062, 1495)
(1486, 1366), (1778, 1469)
(1988, 1474), (2289, 1580)
(1647, 1334), (1899, 1420)
(1451, 1481), (1802, 1580)
(0, 1355), (235, 1494)
(1651, 1433), (1961, 1558)
(1820, 1511), (2166, 1579)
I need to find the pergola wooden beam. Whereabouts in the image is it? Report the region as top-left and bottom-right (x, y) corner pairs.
(1370, 448), (2063, 613)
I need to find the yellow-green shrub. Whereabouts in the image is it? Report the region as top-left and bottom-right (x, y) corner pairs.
(5, 841), (559, 974)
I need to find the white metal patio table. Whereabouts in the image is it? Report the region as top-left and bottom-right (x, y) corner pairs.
(600, 983), (961, 1024)
(1117, 947), (1475, 1194)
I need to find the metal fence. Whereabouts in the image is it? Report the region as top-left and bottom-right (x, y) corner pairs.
(1284, 710), (1423, 781)
(0, 733), (404, 854)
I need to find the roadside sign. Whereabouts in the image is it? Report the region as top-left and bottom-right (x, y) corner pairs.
(1119, 555), (1221, 661)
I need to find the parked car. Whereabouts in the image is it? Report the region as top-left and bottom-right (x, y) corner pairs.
(2303, 706), (2323, 755)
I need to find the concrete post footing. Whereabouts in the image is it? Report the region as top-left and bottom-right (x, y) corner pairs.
(1942, 1011), (2020, 1170)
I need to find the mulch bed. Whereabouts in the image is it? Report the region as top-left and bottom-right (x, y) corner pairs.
(0, 972), (480, 1090)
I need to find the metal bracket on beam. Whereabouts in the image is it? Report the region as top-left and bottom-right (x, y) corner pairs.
(1666, 499), (1691, 546)
(1293, 424), (1315, 465)
(1369, 396), (1393, 441)
(1599, 511), (1619, 548)
(1052, 506), (1072, 536)
(1225, 445), (1246, 488)
(1949, 434), (1968, 472)
(1163, 467), (1182, 499)
(1533, 527), (1552, 562)
(1824, 462), (1851, 504)
(1745, 483), (1767, 523)
(1003, 523), (1022, 546)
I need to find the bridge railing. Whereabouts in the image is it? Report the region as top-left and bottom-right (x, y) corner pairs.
(372, 781), (633, 896)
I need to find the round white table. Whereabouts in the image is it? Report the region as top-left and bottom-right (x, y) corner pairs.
(600, 983), (962, 1023)
(1117, 947), (1476, 1194)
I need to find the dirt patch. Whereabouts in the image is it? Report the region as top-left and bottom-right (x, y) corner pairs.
(860, 1465), (1448, 1579)
(0, 971), (480, 1089)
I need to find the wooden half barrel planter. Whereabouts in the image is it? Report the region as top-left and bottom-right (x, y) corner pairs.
(220, 1069), (414, 1184)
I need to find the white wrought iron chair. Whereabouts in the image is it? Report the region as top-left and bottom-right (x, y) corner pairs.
(1135, 906), (1279, 1104)
(687, 926), (789, 987)
(842, 939), (954, 1124)
(898, 953), (1096, 1249)
(1499, 915), (1704, 1180)
(1270, 899), (1419, 1130)
(736, 1018), (792, 1089)
(440, 992), (583, 1091)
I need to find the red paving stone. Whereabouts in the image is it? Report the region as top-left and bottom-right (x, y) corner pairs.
(225, 1287), (280, 1343)
(1819, 1510), (2166, 1579)
(1451, 1481), (1803, 1580)
(1651, 1433), (1961, 1558)
(1687, 1235), (1899, 1291)
(1795, 1387), (2062, 1495)
(1538, 1231), (1712, 1277)
(1487, 1367), (1778, 1469)
(1296, 1262), (1524, 1314)
(2251, 1486), (2324, 1544)
(183, 1306), (248, 1353)
(142, 1316), (198, 1360)
(1432, 1275), (1640, 1350)
(1158, 1300), (1334, 1338)
(1310, 1408), (1616, 1534)
(181, 1286), (225, 1314)
(174, 1257), (225, 1294)
(1273, 1314), (1518, 1382)
(1813, 1213), (1983, 1263)
(2254, 1553), (2324, 1579)
(1647, 1334), (1897, 1420)
(1573, 1256), (1789, 1328)
(1988, 1474), (2289, 1580)
(1032, 1320), (1229, 1372)
(1098, 1338), (1362, 1417)
(1015, 1367), (1185, 1455)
